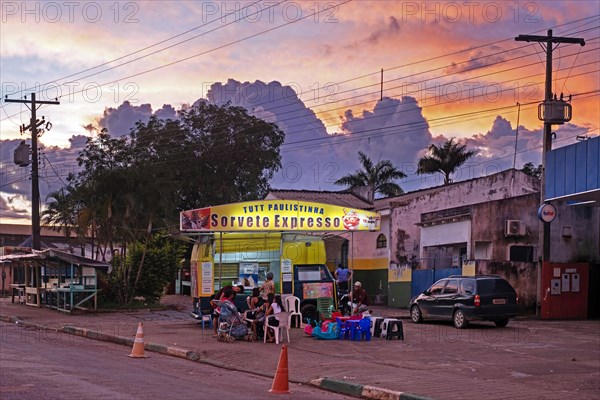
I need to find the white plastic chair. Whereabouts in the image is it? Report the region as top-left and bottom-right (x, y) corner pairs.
(264, 312), (291, 344)
(284, 295), (303, 328)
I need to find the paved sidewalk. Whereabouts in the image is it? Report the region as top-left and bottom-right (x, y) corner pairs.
(1, 295), (599, 400)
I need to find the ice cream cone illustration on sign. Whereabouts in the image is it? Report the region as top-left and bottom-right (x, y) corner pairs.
(342, 209), (361, 230)
(128, 322), (148, 358)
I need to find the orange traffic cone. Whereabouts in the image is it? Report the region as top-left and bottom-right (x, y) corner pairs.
(128, 322), (148, 358)
(269, 345), (290, 394)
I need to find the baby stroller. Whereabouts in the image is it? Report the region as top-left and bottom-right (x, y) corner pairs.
(214, 300), (251, 343)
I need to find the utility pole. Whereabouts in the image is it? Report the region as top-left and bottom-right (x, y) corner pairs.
(515, 30), (584, 312)
(515, 30), (585, 261)
(380, 68), (384, 101)
(5, 93), (60, 251)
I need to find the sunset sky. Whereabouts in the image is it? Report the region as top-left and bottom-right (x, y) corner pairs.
(1, 0), (599, 223)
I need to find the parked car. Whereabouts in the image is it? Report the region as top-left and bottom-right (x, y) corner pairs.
(409, 275), (518, 329)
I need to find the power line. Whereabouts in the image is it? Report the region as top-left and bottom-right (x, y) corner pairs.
(0, 20), (597, 176)
(8, 88), (594, 177)
(1, 14), (597, 123)
(1, 71), (597, 175)
(4, 0), (271, 98)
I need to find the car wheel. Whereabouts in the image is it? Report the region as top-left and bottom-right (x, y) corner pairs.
(410, 305), (423, 323)
(494, 319), (509, 328)
(301, 303), (318, 324)
(453, 309), (468, 329)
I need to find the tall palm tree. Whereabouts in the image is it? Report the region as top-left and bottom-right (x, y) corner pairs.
(42, 187), (76, 251)
(335, 151), (406, 202)
(416, 138), (476, 185)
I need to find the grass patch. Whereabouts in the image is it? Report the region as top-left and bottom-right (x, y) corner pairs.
(96, 298), (166, 312)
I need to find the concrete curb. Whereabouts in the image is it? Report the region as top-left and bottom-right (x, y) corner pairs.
(309, 378), (435, 400)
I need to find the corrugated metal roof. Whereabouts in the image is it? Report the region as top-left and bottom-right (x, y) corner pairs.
(0, 248), (109, 269)
(266, 190), (374, 210)
(0, 223), (76, 238)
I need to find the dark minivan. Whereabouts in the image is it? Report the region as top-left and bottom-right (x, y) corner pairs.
(409, 275), (518, 328)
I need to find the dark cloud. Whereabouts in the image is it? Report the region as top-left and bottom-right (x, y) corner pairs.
(96, 101), (153, 136)
(96, 102), (177, 137)
(205, 79), (326, 142)
(365, 16), (402, 45)
(444, 48), (507, 74)
(0, 194), (29, 220)
(335, 96), (433, 191)
(0, 134), (91, 221)
(68, 135), (89, 149)
(457, 117), (589, 182)
(203, 79), (333, 189)
(154, 104), (177, 120)
(2, 79), (594, 224)
(0, 140), (31, 197)
(82, 123), (95, 133)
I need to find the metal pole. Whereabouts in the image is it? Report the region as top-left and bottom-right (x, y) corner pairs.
(542, 30), (553, 264)
(350, 231), (354, 290)
(380, 69), (383, 101)
(218, 232), (223, 289)
(512, 103), (521, 170)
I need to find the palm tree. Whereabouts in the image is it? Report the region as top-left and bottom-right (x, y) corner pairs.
(416, 138), (476, 185)
(42, 187), (76, 252)
(335, 151), (406, 202)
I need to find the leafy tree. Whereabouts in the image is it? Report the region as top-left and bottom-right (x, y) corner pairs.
(130, 101), (286, 210)
(417, 138), (476, 185)
(334, 151), (406, 202)
(62, 102), (285, 305)
(521, 162), (542, 179)
(104, 235), (185, 304)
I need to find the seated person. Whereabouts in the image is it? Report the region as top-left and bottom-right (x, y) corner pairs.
(265, 294), (284, 343)
(210, 284), (244, 338)
(246, 287), (266, 340)
(350, 281), (370, 315)
(246, 287), (265, 311)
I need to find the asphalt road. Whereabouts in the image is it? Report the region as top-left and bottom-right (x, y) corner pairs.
(0, 321), (351, 400)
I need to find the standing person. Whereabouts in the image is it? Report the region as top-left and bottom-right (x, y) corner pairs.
(334, 263), (352, 291)
(210, 284), (244, 338)
(260, 271), (275, 300)
(350, 281), (369, 315)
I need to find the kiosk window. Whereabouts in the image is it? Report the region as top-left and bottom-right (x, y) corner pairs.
(297, 266), (321, 281)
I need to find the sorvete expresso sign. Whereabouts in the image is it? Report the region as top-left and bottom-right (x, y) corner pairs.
(180, 200), (381, 232)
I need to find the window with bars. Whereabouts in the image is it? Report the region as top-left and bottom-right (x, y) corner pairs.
(376, 234), (387, 249)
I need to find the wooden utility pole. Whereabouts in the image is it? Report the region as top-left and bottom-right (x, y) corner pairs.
(515, 30), (584, 262)
(4, 93), (60, 250)
(380, 69), (384, 101)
